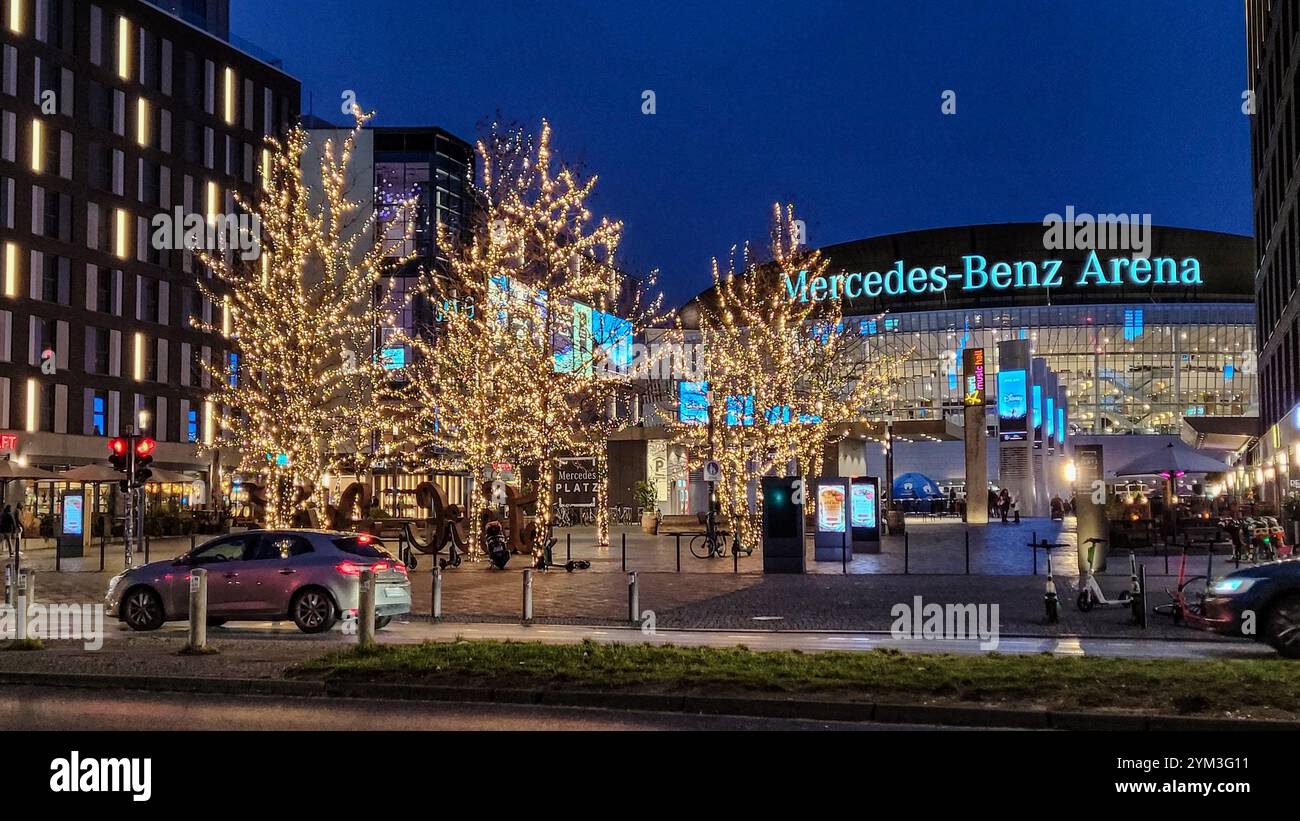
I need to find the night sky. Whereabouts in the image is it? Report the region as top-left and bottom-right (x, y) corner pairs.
(232, 0), (1252, 307)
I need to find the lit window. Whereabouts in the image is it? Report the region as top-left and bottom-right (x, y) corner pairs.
(25, 378), (37, 432)
(133, 332), (145, 381)
(7, 0), (20, 34)
(136, 97), (149, 146)
(30, 118), (43, 172)
(223, 67), (235, 124)
(3, 241), (17, 297)
(117, 16), (130, 79)
(114, 208), (129, 259)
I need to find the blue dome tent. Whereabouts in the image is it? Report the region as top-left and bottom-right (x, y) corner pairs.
(892, 472), (943, 500)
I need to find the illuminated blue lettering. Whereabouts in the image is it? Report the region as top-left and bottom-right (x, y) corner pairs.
(928, 266), (947, 293)
(963, 255), (988, 290)
(844, 271), (863, 298)
(1129, 256), (1152, 285)
(1180, 257), (1202, 285)
(784, 269), (809, 301)
(885, 261), (905, 296)
(864, 270), (883, 296)
(907, 266), (929, 294)
(809, 276), (828, 301)
(989, 261), (1013, 289)
(1013, 261), (1038, 288)
(1074, 251), (1109, 286)
(1041, 260), (1063, 287)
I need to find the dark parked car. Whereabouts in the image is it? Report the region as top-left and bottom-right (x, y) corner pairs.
(106, 530), (411, 633)
(1203, 558), (1300, 657)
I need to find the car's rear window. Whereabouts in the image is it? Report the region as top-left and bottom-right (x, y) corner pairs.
(332, 536), (393, 559)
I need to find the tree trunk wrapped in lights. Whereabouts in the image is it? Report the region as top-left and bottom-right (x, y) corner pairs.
(669, 204), (900, 552)
(195, 109), (415, 527)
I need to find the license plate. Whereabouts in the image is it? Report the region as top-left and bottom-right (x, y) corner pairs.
(384, 587), (405, 598)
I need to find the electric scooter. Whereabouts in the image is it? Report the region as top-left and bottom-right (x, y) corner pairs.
(1075, 538), (1142, 620)
(1029, 539), (1065, 623)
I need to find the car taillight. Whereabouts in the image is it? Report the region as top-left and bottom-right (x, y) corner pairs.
(372, 561), (390, 573)
(335, 561), (363, 576)
(393, 562), (408, 576)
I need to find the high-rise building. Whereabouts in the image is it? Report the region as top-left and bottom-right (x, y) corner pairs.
(0, 0), (299, 509)
(1245, 1), (1300, 503)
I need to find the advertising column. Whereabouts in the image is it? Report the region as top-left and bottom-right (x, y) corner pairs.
(1074, 443), (1108, 569)
(996, 339), (1032, 519)
(1030, 358), (1048, 516)
(962, 348), (988, 524)
(813, 477), (849, 561)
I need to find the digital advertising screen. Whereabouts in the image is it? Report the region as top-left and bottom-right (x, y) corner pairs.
(816, 484), (846, 533)
(962, 347), (985, 406)
(851, 482), (877, 528)
(679, 381), (709, 425)
(61, 493), (84, 537)
(726, 394), (754, 426)
(998, 369), (1028, 441)
(1031, 384), (1043, 447)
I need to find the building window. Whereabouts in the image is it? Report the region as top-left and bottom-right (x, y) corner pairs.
(91, 391), (108, 436)
(186, 407), (199, 443)
(140, 277), (160, 322)
(38, 382), (55, 432)
(94, 267), (115, 313)
(90, 327), (110, 374)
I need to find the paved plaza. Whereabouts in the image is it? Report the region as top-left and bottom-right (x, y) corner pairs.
(10, 517), (1257, 643)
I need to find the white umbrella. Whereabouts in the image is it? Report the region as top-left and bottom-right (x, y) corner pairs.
(0, 457), (58, 481)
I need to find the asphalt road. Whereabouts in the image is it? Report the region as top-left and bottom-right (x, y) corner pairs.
(0, 686), (955, 731)
(115, 618), (1274, 660)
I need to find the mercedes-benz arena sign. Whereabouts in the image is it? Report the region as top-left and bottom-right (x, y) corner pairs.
(684, 223), (1253, 317)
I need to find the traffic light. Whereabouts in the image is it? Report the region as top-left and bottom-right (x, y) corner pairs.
(133, 436), (156, 487)
(107, 437), (129, 472)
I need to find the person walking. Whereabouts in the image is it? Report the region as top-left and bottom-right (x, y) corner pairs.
(0, 504), (16, 557)
(998, 488), (1012, 524)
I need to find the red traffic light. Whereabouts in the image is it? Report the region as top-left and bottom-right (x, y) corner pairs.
(108, 437), (129, 456)
(134, 437), (157, 458)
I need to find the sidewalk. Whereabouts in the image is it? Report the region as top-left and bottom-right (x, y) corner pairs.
(10, 519), (1258, 641)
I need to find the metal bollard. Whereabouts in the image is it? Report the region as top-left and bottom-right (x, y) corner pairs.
(144, 533), (150, 564)
(3, 560), (11, 606)
(627, 570), (639, 624)
(567, 532), (572, 564)
(841, 530), (847, 575)
(190, 532), (197, 552)
(675, 534), (681, 572)
(904, 533), (910, 574)
(522, 568), (534, 622)
(432, 565), (443, 619)
(15, 569), (30, 641)
(965, 530), (971, 575)
(621, 532), (626, 571)
(358, 569), (376, 647)
(187, 568), (208, 651)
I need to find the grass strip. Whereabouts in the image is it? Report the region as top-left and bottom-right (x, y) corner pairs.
(291, 639), (1300, 718)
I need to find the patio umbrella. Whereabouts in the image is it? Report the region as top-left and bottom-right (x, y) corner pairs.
(58, 462), (125, 483)
(147, 467), (202, 485)
(0, 457), (58, 481)
(1111, 441), (1229, 477)
(892, 472), (944, 500)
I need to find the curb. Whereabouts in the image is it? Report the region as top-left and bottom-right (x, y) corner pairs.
(1, 669), (1296, 730)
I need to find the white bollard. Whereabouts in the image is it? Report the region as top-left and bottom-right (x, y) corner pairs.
(522, 568), (533, 622)
(358, 569), (376, 647)
(432, 565), (442, 619)
(628, 570), (639, 624)
(187, 568), (208, 651)
(15, 569), (29, 641)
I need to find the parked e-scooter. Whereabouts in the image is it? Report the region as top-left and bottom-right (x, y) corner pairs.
(1075, 538), (1143, 623)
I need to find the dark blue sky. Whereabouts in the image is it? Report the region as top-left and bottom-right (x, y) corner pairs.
(232, 0), (1252, 306)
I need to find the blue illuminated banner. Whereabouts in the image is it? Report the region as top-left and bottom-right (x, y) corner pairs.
(1046, 395), (1056, 444)
(785, 252), (1202, 303)
(1032, 385), (1042, 432)
(1056, 406), (1065, 445)
(726, 394), (754, 426)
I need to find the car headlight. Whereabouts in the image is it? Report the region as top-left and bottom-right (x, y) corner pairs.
(106, 573), (124, 595)
(1212, 577), (1260, 596)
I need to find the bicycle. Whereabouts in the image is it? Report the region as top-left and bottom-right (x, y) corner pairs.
(689, 527), (754, 559)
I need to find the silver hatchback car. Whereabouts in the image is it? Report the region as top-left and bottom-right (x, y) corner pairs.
(106, 530), (412, 633)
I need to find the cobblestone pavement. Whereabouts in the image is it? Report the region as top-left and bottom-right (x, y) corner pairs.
(8, 518), (1260, 641)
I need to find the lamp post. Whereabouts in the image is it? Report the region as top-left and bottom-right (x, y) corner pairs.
(883, 410), (895, 509)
